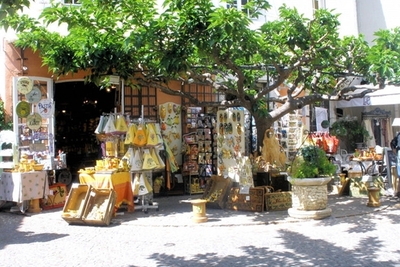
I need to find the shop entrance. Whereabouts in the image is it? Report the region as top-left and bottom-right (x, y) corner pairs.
(54, 81), (116, 182)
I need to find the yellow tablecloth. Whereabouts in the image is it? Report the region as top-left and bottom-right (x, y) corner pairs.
(0, 171), (49, 203)
(79, 172), (134, 212)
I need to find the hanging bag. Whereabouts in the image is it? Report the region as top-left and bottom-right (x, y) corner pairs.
(132, 173), (140, 196)
(133, 123), (147, 146)
(130, 148), (143, 171)
(115, 114), (128, 134)
(152, 147), (165, 169)
(124, 123), (137, 145)
(138, 173), (153, 195)
(142, 148), (158, 170)
(94, 115), (106, 134)
(146, 123), (159, 146)
(104, 114), (117, 135)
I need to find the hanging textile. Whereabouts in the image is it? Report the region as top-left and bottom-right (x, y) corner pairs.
(164, 141), (179, 173)
(315, 107), (329, 132)
(363, 119), (376, 148)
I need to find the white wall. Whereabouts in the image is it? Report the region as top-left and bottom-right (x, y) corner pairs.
(356, 0), (400, 44)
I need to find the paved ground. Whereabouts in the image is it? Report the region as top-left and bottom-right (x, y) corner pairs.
(1, 193), (400, 267)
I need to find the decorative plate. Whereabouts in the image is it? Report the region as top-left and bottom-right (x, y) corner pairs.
(16, 101), (31, 118)
(25, 86), (42, 103)
(26, 112), (42, 130)
(36, 98), (54, 118)
(17, 77), (33, 94)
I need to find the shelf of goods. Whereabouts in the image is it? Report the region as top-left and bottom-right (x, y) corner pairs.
(182, 106), (217, 194)
(12, 77), (64, 180)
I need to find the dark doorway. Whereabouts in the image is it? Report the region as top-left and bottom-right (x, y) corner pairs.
(54, 81), (116, 181)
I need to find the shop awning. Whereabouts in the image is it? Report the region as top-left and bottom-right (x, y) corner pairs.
(336, 85), (400, 108)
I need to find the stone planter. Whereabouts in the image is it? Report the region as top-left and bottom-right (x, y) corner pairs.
(287, 177), (332, 220)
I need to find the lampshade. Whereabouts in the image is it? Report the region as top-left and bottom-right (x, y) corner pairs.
(392, 118), (400, 127)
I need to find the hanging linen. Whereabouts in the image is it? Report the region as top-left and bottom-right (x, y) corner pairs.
(315, 107), (328, 132)
(363, 119), (376, 148)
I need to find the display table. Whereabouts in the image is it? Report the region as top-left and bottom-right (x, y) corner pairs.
(0, 171), (49, 212)
(79, 171), (134, 212)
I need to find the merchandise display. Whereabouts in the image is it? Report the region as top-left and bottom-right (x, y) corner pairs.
(182, 107), (217, 194)
(216, 108), (245, 181)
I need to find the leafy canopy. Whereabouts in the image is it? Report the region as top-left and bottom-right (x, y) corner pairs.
(3, 0), (400, 149)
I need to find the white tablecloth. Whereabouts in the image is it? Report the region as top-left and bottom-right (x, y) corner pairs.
(0, 171), (49, 203)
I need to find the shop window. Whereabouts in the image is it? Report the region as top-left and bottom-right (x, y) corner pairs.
(63, 0), (81, 5)
(123, 85), (157, 121)
(226, 0), (253, 17)
(181, 83), (225, 107)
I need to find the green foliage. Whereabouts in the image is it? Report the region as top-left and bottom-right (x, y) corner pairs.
(330, 117), (370, 151)
(3, 0), (400, 150)
(289, 145), (336, 178)
(0, 99), (13, 131)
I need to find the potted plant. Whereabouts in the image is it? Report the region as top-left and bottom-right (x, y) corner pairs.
(330, 117), (370, 152)
(287, 145), (336, 219)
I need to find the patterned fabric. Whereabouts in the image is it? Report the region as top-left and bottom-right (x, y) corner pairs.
(0, 171), (49, 202)
(79, 172), (134, 212)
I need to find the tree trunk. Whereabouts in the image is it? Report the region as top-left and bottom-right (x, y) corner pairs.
(253, 115), (274, 154)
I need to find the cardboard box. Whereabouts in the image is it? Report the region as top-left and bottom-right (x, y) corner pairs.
(41, 183), (68, 210)
(226, 187), (264, 212)
(82, 188), (116, 226)
(61, 184), (92, 225)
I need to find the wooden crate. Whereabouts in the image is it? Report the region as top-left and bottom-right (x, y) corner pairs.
(82, 188), (117, 226)
(62, 184), (92, 224)
(202, 175), (233, 209)
(225, 187), (264, 212)
(41, 183), (68, 210)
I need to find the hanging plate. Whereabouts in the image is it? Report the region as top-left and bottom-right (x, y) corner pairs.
(36, 98), (54, 118)
(16, 101), (31, 118)
(17, 77), (33, 94)
(25, 86), (42, 103)
(26, 112), (42, 130)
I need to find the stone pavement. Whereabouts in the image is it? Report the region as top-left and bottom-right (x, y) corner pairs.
(1, 192), (399, 227)
(1, 193), (400, 267)
(112, 192), (400, 227)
